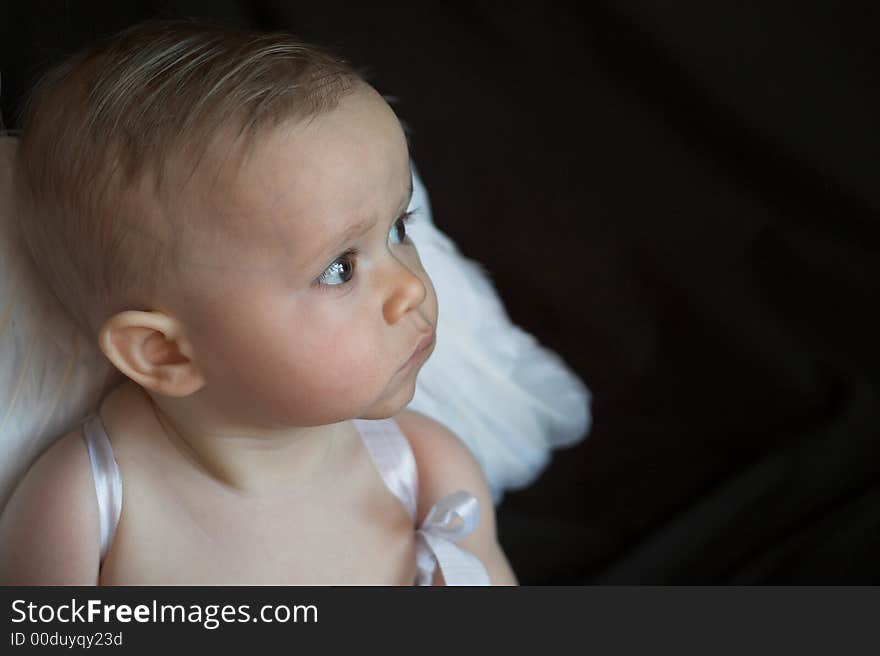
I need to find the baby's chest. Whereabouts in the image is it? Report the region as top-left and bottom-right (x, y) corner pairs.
(101, 471), (419, 585)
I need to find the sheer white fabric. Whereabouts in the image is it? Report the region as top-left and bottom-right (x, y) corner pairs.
(0, 137), (124, 512)
(404, 164), (591, 504)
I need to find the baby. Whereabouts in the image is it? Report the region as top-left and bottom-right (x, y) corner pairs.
(0, 20), (517, 585)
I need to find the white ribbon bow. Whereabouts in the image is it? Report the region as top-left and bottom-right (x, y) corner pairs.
(415, 490), (490, 586)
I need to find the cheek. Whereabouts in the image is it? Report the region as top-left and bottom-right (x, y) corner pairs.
(297, 342), (386, 398)
(259, 303), (387, 391)
(195, 312), (388, 424)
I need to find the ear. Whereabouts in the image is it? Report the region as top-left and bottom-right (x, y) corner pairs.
(98, 310), (205, 397)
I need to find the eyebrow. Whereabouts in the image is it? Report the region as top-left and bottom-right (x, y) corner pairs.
(314, 171), (415, 265)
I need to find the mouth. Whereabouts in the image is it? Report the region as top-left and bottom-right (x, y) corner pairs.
(399, 331), (435, 372)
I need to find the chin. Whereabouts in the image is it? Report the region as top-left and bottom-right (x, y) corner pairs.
(357, 382), (417, 421)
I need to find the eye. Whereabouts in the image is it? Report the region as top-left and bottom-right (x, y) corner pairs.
(316, 249), (357, 286)
(389, 209), (417, 245)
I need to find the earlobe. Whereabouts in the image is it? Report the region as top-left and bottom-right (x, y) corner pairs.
(98, 310), (205, 397)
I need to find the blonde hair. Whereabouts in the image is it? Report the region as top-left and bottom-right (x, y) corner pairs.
(15, 20), (360, 340)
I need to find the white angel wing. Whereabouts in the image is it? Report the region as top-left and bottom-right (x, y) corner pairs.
(405, 164), (591, 504)
(0, 137), (123, 510)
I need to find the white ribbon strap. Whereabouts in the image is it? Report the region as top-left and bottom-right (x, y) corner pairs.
(415, 490), (490, 586)
(82, 415), (122, 563)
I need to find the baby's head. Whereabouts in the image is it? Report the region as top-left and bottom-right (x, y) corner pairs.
(15, 20), (437, 426)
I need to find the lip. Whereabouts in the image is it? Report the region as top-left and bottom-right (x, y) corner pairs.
(399, 331), (435, 372)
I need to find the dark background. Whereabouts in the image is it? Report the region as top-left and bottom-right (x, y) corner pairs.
(2, 2), (878, 583)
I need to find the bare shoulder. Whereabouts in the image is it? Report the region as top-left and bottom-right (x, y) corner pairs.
(0, 428), (100, 584)
(394, 409), (495, 534)
(394, 409), (518, 585)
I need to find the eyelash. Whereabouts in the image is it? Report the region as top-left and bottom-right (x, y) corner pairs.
(314, 209), (418, 289)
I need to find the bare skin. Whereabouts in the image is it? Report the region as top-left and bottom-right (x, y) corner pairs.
(95, 380), (420, 585)
(0, 84), (517, 585)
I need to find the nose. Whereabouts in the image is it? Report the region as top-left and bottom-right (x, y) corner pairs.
(382, 258), (427, 325)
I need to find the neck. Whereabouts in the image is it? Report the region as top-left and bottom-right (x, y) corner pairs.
(143, 387), (355, 495)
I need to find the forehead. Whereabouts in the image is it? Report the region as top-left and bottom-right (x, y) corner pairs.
(194, 86), (411, 264)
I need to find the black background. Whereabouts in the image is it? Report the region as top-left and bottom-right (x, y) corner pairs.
(2, 1), (878, 583)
